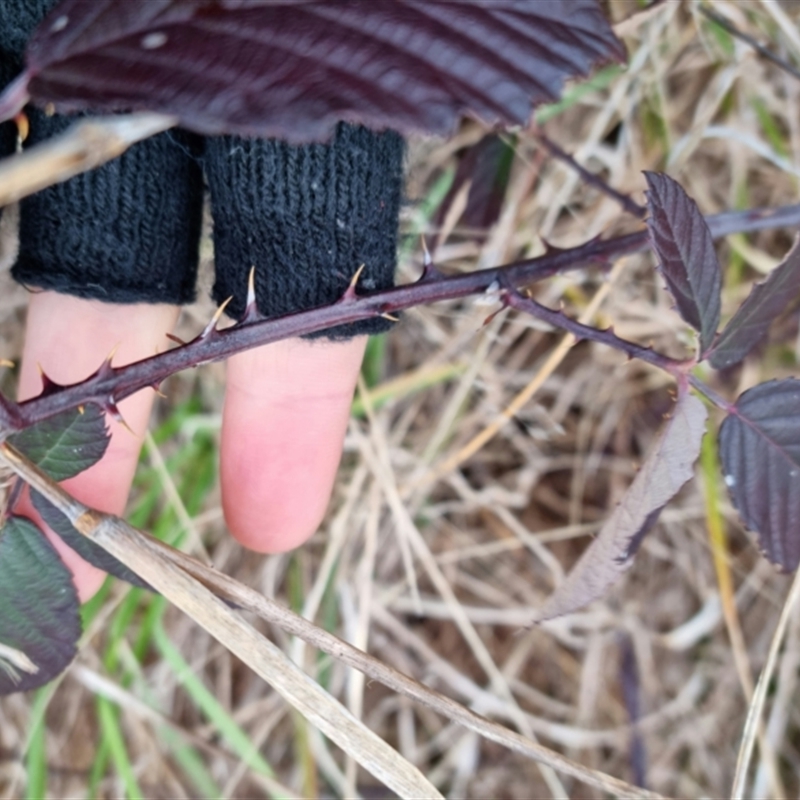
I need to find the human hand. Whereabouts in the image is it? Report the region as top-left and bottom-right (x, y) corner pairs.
(17, 291), (368, 602)
(6, 121), (402, 603)
(1, 2), (403, 603)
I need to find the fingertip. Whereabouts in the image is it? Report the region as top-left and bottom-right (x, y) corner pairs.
(222, 473), (329, 553)
(220, 337), (366, 554)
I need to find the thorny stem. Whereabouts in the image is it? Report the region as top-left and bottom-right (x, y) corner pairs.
(501, 285), (689, 374)
(534, 131), (647, 218)
(698, 5), (800, 84)
(1, 200), (799, 433)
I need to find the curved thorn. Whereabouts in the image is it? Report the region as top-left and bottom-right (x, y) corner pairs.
(201, 297), (232, 339)
(247, 265), (257, 305)
(105, 398), (134, 434)
(421, 235), (432, 266)
(418, 238), (445, 282)
(380, 312), (400, 322)
(37, 364), (62, 396)
(94, 345), (119, 380)
(340, 264), (366, 302)
(166, 332), (187, 346)
(241, 265), (261, 323)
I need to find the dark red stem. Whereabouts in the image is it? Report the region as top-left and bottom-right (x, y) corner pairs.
(535, 132), (646, 218)
(2, 201), (799, 433)
(501, 287), (689, 374)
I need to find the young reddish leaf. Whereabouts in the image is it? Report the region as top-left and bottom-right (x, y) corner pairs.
(0, 517), (80, 694)
(536, 392), (707, 621)
(3, 0), (625, 141)
(719, 379), (800, 570)
(32, 491), (152, 590)
(644, 172), (722, 356)
(7, 405), (109, 481)
(708, 237), (800, 370)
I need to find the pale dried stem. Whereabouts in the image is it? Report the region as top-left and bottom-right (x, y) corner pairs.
(732, 565), (800, 799)
(0, 112), (177, 206)
(0, 440), (664, 800)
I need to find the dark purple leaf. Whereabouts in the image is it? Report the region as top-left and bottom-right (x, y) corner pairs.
(7, 405), (109, 482)
(719, 379), (800, 570)
(536, 391), (706, 621)
(0, 517), (80, 694)
(644, 172), (722, 356)
(3, 0), (625, 141)
(708, 236), (800, 370)
(32, 491), (152, 590)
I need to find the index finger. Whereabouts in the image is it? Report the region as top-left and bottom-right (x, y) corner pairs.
(16, 291), (179, 602)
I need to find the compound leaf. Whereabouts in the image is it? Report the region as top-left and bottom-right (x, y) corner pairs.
(719, 379), (800, 570)
(537, 391), (707, 621)
(708, 237), (800, 370)
(0, 516), (80, 694)
(5, 0), (625, 141)
(644, 172), (721, 356)
(32, 491), (151, 590)
(8, 405), (109, 482)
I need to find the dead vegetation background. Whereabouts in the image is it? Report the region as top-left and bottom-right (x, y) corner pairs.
(2, 1), (800, 797)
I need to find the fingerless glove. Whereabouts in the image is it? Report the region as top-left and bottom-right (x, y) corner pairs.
(206, 124), (403, 336)
(0, 0), (404, 337)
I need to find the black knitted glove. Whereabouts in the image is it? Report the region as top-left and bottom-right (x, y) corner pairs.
(13, 110), (205, 305)
(0, 1), (404, 336)
(2, 0), (205, 306)
(205, 124), (404, 337)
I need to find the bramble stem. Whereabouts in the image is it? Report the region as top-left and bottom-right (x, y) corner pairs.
(1, 200), (798, 432)
(534, 132), (646, 218)
(502, 288), (689, 374)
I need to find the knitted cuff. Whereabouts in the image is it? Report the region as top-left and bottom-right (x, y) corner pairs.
(204, 123), (404, 339)
(12, 110), (204, 305)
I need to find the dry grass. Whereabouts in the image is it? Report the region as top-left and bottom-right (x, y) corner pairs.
(3, 1), (800, 797)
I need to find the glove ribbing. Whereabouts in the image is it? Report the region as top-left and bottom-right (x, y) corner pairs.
(12, 111), (204, 305)
(205, 124), (404, 336)
(0, 0), (405, 338)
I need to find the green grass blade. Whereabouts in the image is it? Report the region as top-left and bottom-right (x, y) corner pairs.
(24, 689), (48, 800)
(152, 622), (288, 800)
(535, 65), (624, 124)
(98, 696), (143, 800)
